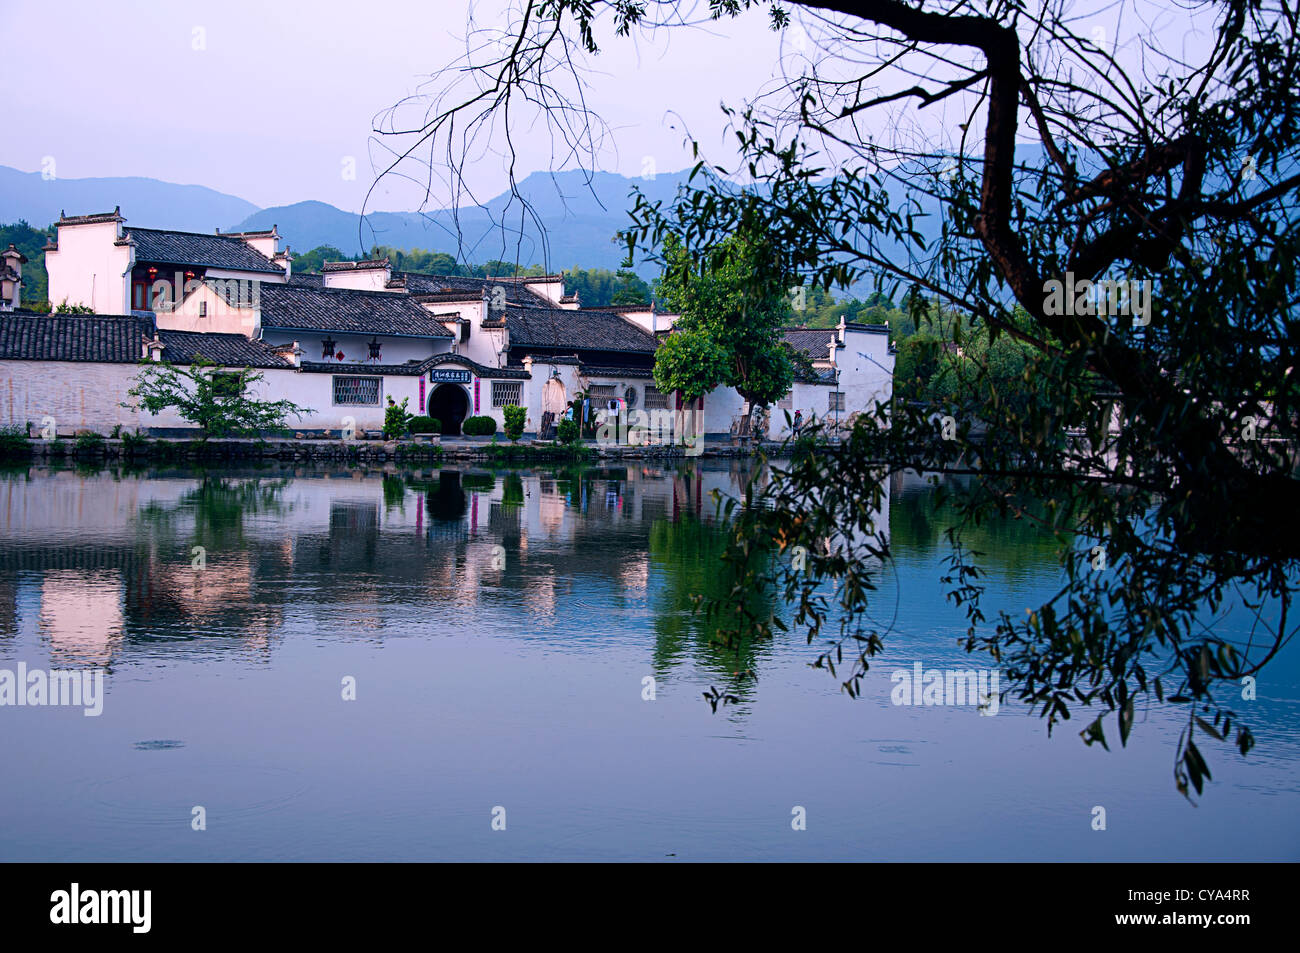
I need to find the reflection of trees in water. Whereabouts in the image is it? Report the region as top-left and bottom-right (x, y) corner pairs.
(382, 474), (407, 512)
(137, 475), (291, 552)
(124, 477), (291, 645)
(890, 475), (1064, 574)
(648, 515), (777, 702)
(500, 472), (525, 507)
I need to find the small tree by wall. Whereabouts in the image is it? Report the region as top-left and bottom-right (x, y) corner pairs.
(384, 396), (413, 438)
(123, 356), (312, 439)
(502, 404), (526, 442)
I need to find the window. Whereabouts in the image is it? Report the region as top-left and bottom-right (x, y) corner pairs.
(644, 386), (670, 410)
(588, 384), (617, 398)
(460, 323), (471, 344)
(333, 376), (382, 405)
(778, 390), (793, 410)
(198, 301), (207, 318)
(212, 372), (243, 399)
(368, 337), (382, 361)
(322, 337), (336, 359)
(492, 381), (523, 407)
(829, 391), (846, 413)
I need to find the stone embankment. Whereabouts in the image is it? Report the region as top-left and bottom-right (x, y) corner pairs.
(14, 435), (771, 464)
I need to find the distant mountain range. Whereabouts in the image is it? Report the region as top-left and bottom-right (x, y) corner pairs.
(229, 170), (695, 276)
(0, 164), (699, 278)
(0, 165), (260, 235)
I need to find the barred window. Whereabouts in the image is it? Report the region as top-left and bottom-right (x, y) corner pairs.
(644, 386), (670, 410)
(588, 384), (617, 398)
(829, 391), (846, 413)
(778, 390), (794, 410)
(492, 381), (523, 407)
(212, 372), (243, 399)
(333, 376), (382, 405)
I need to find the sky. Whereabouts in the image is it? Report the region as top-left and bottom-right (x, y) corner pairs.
(3, 0), (788, 212)
(3, 0), (1218, 215)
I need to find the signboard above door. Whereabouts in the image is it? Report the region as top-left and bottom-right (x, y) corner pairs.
(429, 369), (472, 383)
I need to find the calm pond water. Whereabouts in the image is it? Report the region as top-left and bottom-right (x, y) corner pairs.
(0, 460), (1297, 861)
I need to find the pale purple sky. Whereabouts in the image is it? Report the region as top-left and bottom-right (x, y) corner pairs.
(5, 1), (1212, 213)
(4, 0), (788, 212)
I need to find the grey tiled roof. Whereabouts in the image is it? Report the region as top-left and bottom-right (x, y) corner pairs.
(782, 327), (840, 360)
(299, 354), (531, 379)
(504, 306), (657, 354)
(300, 361), (426, 376)
(185, 276), (263, 308)
(321, 258), (390, 272)
(0, 313), (149, 363)
(258, 284), (454, 339)
(579, 364), (656, 379)
(400, 273), (553, 307)
(157, 330), (291, 368)
(119, 228), (285, 274)
(57, 208), (124, 226)
(287, 273), (324, 287)
(780, 328), (843, 383)
(425, 352), (530, 379)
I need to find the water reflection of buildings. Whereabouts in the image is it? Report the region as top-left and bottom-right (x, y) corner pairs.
(0, 471), (288, 665)
(40, 569), (125, 666)
(0, 463), (892, 668)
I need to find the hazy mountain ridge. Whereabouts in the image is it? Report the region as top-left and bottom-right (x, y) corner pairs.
(0, 165), (259, 233)
(230, 169), (697, 278)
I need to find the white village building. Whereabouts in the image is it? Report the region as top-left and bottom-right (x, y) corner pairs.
(1, 208), (894, 440)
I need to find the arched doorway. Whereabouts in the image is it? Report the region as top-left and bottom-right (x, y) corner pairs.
(428, 384), (470, 435)
(540, 376), (566, 438)
(542, 377), (566, 416)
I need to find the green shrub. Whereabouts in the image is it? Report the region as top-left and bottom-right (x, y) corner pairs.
(383, 396), (412, 439)
(121, 430), (147, 453)
(0, 425), (31, 459)
(462, 415), (497, 436)
(409, 415), (441, 434)
(75, 431), (105, 453)
(556, 418), (579, 444)
(502, 404), (526, 441)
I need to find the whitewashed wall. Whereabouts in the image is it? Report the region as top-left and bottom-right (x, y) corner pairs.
(0, 360), (431, 436)
(273, 370), (423, 433)
(0, 360), (187, 433)
(835, 327), (895, 416)
(322, 268), (396, 293)
(259, 329), (452, 367)
(44, 221), (133, 314)
(157, 283), (259, 337)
